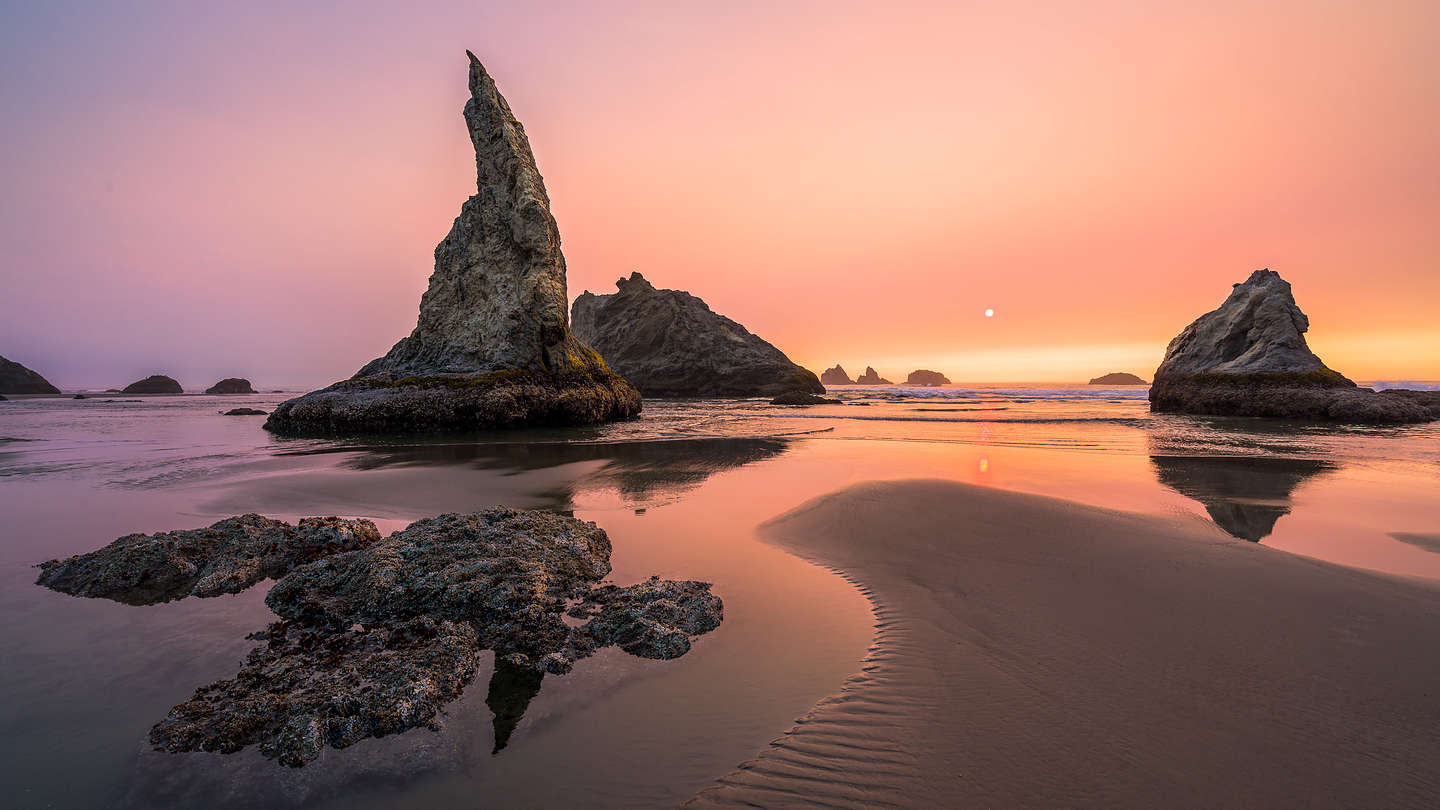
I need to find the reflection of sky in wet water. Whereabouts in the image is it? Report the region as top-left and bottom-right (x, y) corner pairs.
(1, 389), (1438, 808)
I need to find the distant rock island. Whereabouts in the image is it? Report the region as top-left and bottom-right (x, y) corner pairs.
(1150, 269), (1439, 423)
(204, 378), (255, 394)
(820, 365), (853, 386)
(906, 369), (950, 386)
(265, 53), (640, 436)
(1089, 372), (1147, 385)
(571, 272), (824, 398)
(0, 355), (60, 394)
(855, 367), (892, 385)
(122, 375), (183, 394)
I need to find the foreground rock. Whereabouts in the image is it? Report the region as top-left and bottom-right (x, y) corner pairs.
(0, 355), (61, 394)
(265, 53), (639, 436)
(1089, 372), (1146, 385)
(205, 378), (255, 394)
(906, 369), (950, 386)
(39, 507), (721, 766)
(222, 407), (267, 416)
(820, 365), (853, 386)
(1150, 269), (1439, 423)
(123, 375), (183, 394)
(855, 367), (892, 385)
(771, 392), (841, 405)
(36, 515), (382, 605)
(571, 273), (824, 397)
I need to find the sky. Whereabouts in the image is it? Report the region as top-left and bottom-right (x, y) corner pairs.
(1, 0), (1437, 389)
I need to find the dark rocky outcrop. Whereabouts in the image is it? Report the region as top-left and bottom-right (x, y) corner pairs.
(906, 369), (950, 386)
(40, 508), (721, 766)
(820, 365), (854, 386)
(771, 392), (841, 405)
(855, 367), (892, 385)
(123, 375), (184, 394)
(36, 515), (382, 605)
(1150, 269), (1439, 423)
(571, 273), (824, 398)
(205, 378), (255, 394)
(0, 355), (61, 394)
(265, 53), (639, 436)
(222, 407), (267, 416)
(1089, 372), (1147, 385)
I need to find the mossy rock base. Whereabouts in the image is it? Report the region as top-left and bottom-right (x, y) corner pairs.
(1150, 373), (1440, 424)
(264, 369), (641, 436)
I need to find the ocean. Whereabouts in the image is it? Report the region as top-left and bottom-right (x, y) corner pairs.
(2, 385), (1436, 808)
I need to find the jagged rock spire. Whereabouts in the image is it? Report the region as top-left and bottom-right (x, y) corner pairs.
(360, 52), (585, 377)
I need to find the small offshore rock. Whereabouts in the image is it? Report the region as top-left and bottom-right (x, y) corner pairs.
(1089, 372), (1147, 385)
(123, 375), (183, 394)
(906, 369), (950, 386)
(222, 407), (267, 415)
(820, 365), (854, 386)
(855, 367), (892, 385)
(205, 378), (256, 394)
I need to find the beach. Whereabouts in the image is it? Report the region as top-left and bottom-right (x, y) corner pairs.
(692, 479), (1440, 808)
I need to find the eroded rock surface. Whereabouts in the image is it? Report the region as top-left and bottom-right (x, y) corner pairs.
(820, 365), (853, 386)
(0, 355), (60, 394)
(1150, 269), (1439, 422)
(123, 375), (184, 394)
(36, 515), (382, 605)
(205, 378), (256, 394)
(39, 508), (721, 767)
(265, 52), (638, 436)
(571, 272), (824, 397)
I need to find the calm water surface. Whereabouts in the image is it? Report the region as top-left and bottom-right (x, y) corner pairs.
(1, 385), (1436, 808)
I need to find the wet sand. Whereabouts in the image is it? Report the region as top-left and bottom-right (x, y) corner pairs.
(689, 480), (1440, 809)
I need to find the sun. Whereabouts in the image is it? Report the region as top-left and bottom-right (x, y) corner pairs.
(984, 308), (995, 318)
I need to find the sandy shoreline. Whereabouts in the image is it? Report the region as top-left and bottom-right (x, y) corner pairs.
(689, 479), (1440, 808)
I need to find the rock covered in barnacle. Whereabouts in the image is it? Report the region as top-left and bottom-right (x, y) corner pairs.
(149, 617), (482, 768)
(264, 509), (612, 657)
(576, 576), (723, 660)
(40, 506), (723, 767)
(35, 515), (382, 605)
(1150, 269), (1439, 422)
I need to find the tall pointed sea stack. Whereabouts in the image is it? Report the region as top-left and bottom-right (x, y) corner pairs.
(1150, 269), (1438, 423)
(266, 53), (640, 435)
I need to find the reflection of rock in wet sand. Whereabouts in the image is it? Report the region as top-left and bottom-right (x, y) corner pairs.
(1150, 455), (1333, 541)
(37, 509), (722, 769)
(487, 657), (543, 753)
(1392, 532), (1440, 554)
(335, 436), (791, 504)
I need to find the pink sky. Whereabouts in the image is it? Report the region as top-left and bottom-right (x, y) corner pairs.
(2, 0), (1437, 388)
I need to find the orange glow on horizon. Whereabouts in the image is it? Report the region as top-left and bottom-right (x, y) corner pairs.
(2, 1), (1437, 388)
